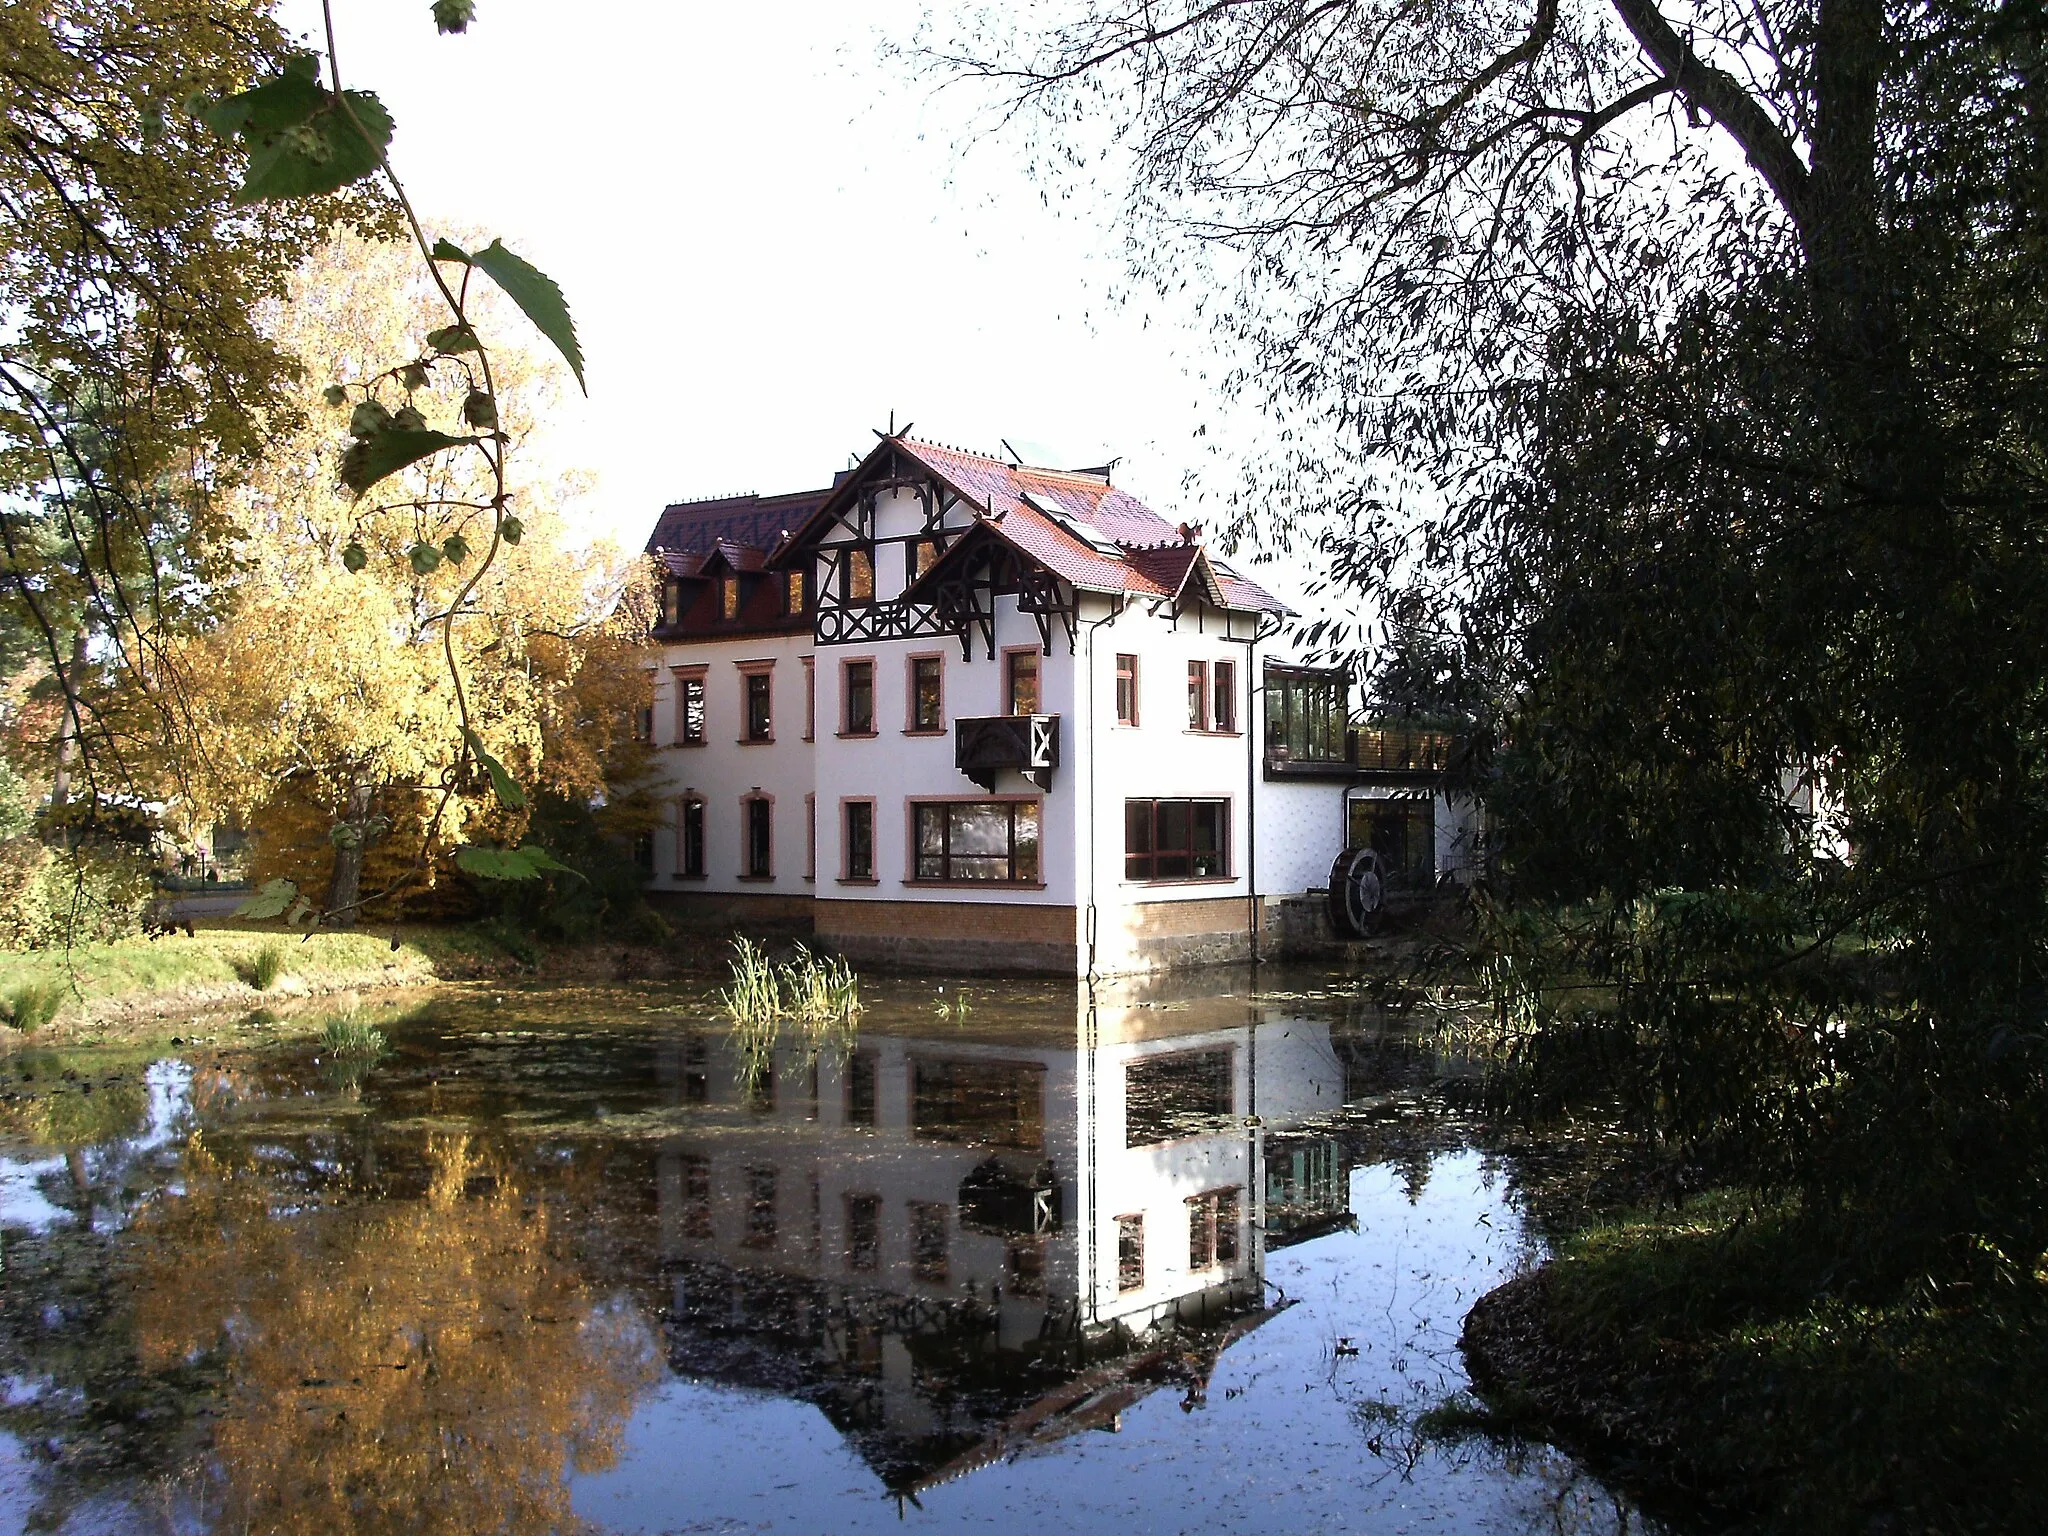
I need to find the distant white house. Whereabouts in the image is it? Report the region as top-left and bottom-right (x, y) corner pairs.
(638, 431), (1477, 974)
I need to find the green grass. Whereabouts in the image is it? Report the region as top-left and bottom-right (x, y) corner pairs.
(1478, 1195), (2048, 1532)
(0, 926), (476, 1022)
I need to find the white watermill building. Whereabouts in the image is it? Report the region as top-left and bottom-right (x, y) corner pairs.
(635, 431), (1479, 975)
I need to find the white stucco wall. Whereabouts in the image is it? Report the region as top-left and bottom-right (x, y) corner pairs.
(804, 484), (1075, 907)
(648, 632), (814, 892)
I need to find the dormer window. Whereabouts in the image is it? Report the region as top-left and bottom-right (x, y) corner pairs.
(661, 581), (681, 629)
(721, 577), (740, 621)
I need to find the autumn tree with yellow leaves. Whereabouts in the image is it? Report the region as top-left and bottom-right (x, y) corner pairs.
(0, 1), (636, 937)
(163, 231), (653, 919)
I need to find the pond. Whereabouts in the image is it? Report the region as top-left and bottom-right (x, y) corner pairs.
(0, 968), (1659, 1535)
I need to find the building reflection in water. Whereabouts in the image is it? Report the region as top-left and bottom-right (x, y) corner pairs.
(645, 976), (1362, 1494)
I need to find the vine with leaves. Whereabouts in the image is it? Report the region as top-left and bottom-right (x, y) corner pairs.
(196, 0), (585, 926)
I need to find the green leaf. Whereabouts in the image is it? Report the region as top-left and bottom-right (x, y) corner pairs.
(468, 240), (586, 393)
(500, 515), (524, 545)
(199, 53), (321, 138)
(430, 237), (471, 263)
(455, 844), (577, 881)
(322, 383), (349, 408)
(399, 362), (430, 391)
(441, 533), (471, 565)
(463, 727), (526, 810)
(432, 0), (478, 35)
(408, 541), (443, 575)
(341, 541), (368, 572)
(462, 390), (498, 430)
(392, 404), (427, 433)
(340, 428), (466, 497)
(348, 398), (392, 438)
(201, 55), (396, 203)
(425, 323), (480, 355)
(233, 878), (298, 920)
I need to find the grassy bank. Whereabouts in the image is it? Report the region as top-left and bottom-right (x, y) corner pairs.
(1460, 1194), (2048, 1532)
(0, 921), (742, 1044)
(0, 927), (465, 1038)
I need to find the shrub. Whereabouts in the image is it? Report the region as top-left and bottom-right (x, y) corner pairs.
(0, 840), (153, 950)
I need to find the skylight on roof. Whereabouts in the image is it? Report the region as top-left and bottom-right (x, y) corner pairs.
(1020, 489), (1122, 555)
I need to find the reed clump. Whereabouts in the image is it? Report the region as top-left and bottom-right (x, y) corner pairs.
(3, 979), (63, 1031)
(719, 939), (862, 1093)
(248, 941), (288, 992)
(719, 938), (861, 1027)
(321, 1009), (387, 1060)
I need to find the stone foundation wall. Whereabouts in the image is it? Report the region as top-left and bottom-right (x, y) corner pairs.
(1090, 895), (1261, 976)
(814, 899), (1080, 975)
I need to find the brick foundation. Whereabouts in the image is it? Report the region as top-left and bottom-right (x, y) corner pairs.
(646, 887), (816, 934)
(814, 898), (1079, 975)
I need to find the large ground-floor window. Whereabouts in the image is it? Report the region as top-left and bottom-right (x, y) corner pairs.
(912, 799), (1041, 884)
(1125, 797), (1230, 880)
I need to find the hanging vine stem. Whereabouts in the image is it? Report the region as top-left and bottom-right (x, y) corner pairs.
(229, 0), (585, 928)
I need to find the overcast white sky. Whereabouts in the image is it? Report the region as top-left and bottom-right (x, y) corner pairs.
(279, 0), (1307, 599)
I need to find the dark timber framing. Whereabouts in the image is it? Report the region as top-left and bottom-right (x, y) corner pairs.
(780, 439), (1084, 660)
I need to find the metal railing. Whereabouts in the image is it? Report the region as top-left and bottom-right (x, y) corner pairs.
(1351, 726), (1461, 775)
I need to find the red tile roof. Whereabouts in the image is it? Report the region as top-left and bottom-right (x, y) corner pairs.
(824, 437), (1288, 615)
(650, 436), (1289, 617)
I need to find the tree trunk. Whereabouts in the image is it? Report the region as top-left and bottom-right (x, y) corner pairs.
(324, 781), (375, 926)
(47, 632), (87, 812)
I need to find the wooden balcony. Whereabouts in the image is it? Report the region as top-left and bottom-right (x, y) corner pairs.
(955, 714), (1060, 791)
(1352, 725), (1461, 776)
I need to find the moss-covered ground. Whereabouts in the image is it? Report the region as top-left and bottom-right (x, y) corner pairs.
(1459, 1193), (2048, 1533)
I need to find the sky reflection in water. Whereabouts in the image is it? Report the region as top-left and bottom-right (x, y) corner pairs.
(0, 971), (1656, 1535)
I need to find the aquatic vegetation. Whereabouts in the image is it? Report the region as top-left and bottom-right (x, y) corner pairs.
(719, 939), (861, 1027)
(247, 940), (288, 992)
(932, 985), (972, 1023)
(3, 978), (64, 1031)
(780, 943), (861, 1025)
(321, 1009), (387, 1061)
(720, 936), (782, 1027)
(719, 939), (861, 1094)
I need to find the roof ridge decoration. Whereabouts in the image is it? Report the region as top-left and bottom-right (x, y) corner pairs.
(662, 491), (760, 507)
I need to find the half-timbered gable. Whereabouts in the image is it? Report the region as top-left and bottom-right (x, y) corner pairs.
(779, 434), (1285, 656)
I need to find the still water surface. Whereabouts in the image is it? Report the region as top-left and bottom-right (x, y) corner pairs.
(0, 970), (1655, 1534)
